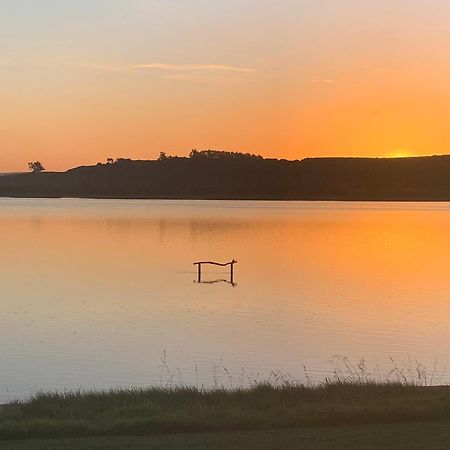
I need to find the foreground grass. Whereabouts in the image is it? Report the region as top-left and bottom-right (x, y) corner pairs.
(0, 384), (449, 441)
(1, 422), (449, 450)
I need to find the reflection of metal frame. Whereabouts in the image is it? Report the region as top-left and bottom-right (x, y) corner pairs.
(194, 279), (237, 287)
(193, 260), (237, 287)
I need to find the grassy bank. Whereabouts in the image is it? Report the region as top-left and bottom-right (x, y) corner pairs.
(0, 384), (449, 441)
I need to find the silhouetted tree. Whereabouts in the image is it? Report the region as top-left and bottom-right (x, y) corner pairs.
(28, 161), (45, 173)
(158, 152), (167, 160)
(189, 149), (262, 160)
(189, 149), (199, 159)
(106, 158), (114, 164)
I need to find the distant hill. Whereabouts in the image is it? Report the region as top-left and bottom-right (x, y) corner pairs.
(1, 151), (450, 201)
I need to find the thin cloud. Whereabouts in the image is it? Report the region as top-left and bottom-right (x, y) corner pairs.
(72, 61), (256, 82)
(129, 63), (256, 73)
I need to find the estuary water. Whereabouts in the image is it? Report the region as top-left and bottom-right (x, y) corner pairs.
(1, 198), (450, 400)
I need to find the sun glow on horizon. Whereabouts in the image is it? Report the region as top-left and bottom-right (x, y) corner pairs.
(2, 1), (450, 171)
(387, 150), (416, 159)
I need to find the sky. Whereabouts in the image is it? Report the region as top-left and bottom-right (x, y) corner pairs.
(2, 0), (450, 171)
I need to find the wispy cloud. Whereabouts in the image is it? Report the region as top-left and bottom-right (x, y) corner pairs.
(72, 61), (256, 82)
(129, 63), (256, 73)
(75, 63), (256, 81)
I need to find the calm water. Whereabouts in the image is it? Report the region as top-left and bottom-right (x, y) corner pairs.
(1, 198), (450, 400)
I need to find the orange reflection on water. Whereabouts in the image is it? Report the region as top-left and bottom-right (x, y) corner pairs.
(0, 199), (449, 399)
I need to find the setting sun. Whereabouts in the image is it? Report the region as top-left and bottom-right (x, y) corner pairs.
(388, 150), (415, 158)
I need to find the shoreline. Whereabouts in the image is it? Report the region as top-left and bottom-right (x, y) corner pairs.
(2, 194), (450, 203)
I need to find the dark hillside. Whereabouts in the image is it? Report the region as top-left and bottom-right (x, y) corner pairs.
(1, 151), (450, 200)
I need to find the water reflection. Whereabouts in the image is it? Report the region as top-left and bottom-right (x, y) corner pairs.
(0, 199), (449, 401)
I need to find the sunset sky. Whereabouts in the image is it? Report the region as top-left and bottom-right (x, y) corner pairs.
(2, 0), (450, 171)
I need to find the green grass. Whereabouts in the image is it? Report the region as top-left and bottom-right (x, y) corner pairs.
(0, 384), (449, 442)
(0, 421), (449, 450)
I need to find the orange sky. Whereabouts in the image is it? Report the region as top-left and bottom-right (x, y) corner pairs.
(1, 1), (450, 171)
